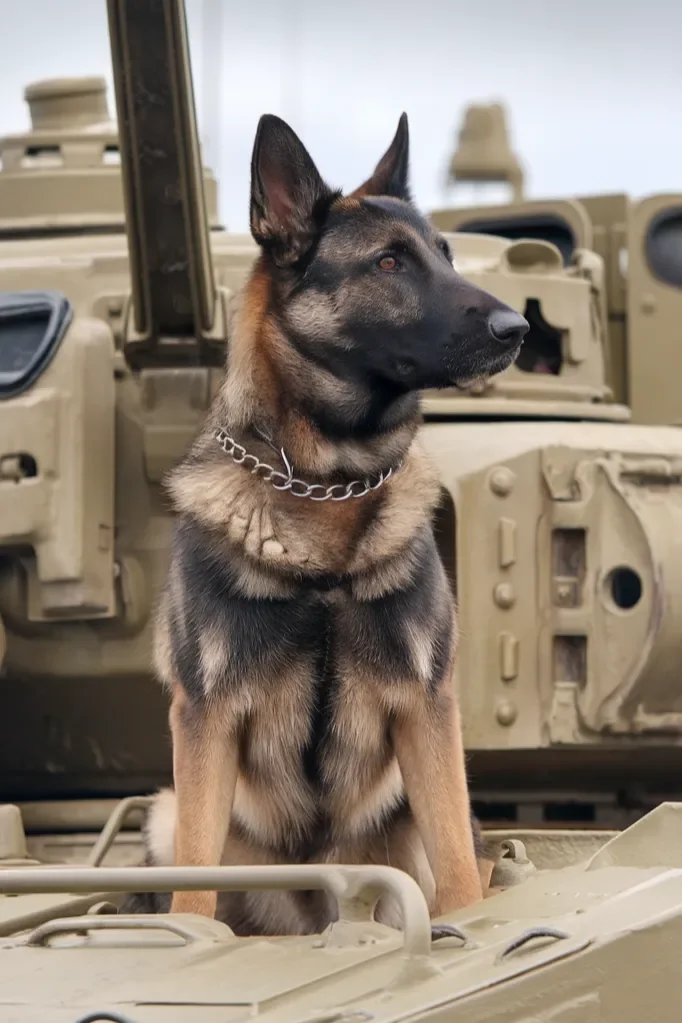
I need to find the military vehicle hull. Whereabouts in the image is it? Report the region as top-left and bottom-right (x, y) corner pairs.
(0, 801), (681, 1021)
(2, 6), (682, 1018)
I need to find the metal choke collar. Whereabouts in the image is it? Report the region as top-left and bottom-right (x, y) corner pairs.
(215, 428), (399, 502)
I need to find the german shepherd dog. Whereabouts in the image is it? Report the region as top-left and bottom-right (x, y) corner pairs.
(126, 113), (528, 935)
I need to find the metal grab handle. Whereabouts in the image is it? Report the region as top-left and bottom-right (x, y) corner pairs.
(25, 913), (221, 947)
(498, 926), (570, 960)
(0, 864), (432, 958)
(87, 796), (154, 867)
(430, 923), (471, 944)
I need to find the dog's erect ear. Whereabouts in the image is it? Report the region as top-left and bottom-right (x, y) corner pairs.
(250, 114), (337, 265)
(350, 113), (411, 201)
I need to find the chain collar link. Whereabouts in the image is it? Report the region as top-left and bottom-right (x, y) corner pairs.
(215, 428), (399, 501)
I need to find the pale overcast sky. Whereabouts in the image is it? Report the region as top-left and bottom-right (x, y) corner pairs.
(1, 0), (680, 231)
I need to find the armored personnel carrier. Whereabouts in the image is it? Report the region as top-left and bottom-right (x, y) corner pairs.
(2, 0), (682, 857)
(425, 104), (682, 829)
(1, 1), (682, 1017)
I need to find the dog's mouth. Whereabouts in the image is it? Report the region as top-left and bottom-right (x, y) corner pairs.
(450, 343), (523, 391)
(391, 340), (523, 393)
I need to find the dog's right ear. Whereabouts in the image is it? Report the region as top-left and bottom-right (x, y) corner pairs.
(250, 114), (337, 266)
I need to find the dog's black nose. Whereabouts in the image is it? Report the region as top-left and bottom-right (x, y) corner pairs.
(488, 309), (529, 346)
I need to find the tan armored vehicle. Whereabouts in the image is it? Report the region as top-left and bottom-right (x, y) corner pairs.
(428, 106), (682, 826)
(2, 1), (682, 1016)
(434, 103), (682, 428)
(3, 2), (682, 841)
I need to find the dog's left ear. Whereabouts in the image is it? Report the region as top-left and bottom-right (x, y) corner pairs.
(250, 114), (338, 266)
(350, 113), (411, 201)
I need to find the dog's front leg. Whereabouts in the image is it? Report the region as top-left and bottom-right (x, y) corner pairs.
(392, 693), (482, 916)
(169, 686), (239, 918)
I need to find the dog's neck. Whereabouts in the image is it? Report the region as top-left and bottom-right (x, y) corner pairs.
(213, 264), (421, 482)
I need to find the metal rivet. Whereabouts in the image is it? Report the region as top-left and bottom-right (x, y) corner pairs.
(496, 700), (518, 726)
(490, 467), (516, 496)
(641, 293), (656, 315)
(494, 582), (515, 609)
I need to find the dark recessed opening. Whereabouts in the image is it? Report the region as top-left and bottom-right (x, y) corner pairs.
(606, 566), (642, 610)
(0, 290), (73, 398)
(24, 145), (62, 158)
(472, 801), (518, 823)
(456, 213), (576, 266)
(514, 298), (564, 375)
(21, 145), (64, 169)
(543, 802), (596, 823)
(645, 208), (682, 288)
(18, 454), (38, 478)
(553, 635), (588, 687)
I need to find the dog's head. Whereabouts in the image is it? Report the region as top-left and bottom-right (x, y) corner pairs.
(249, 113), (528, 399)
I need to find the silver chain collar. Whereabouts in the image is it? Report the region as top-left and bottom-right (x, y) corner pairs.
(215, 428), (399, 501)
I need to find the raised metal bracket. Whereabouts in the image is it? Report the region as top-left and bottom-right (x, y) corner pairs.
(87, 796), (153, 867)
(0, 863), (432, 958)
(497, 925), (570, 961)
(25, 912), (224, 947)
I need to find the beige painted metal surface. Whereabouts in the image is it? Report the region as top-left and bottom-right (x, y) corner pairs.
(448, 102), (525, 202)
(0, 76), (219, 232)
(0, 803), (680, 1021)
(421, 418), (682, 750)
(432, 191), (682, 424)
(627, 194), (682, 425)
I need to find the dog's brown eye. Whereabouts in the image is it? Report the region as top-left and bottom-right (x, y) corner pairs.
(438, 239), (452, 260)
(378, 255), (398, 272)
